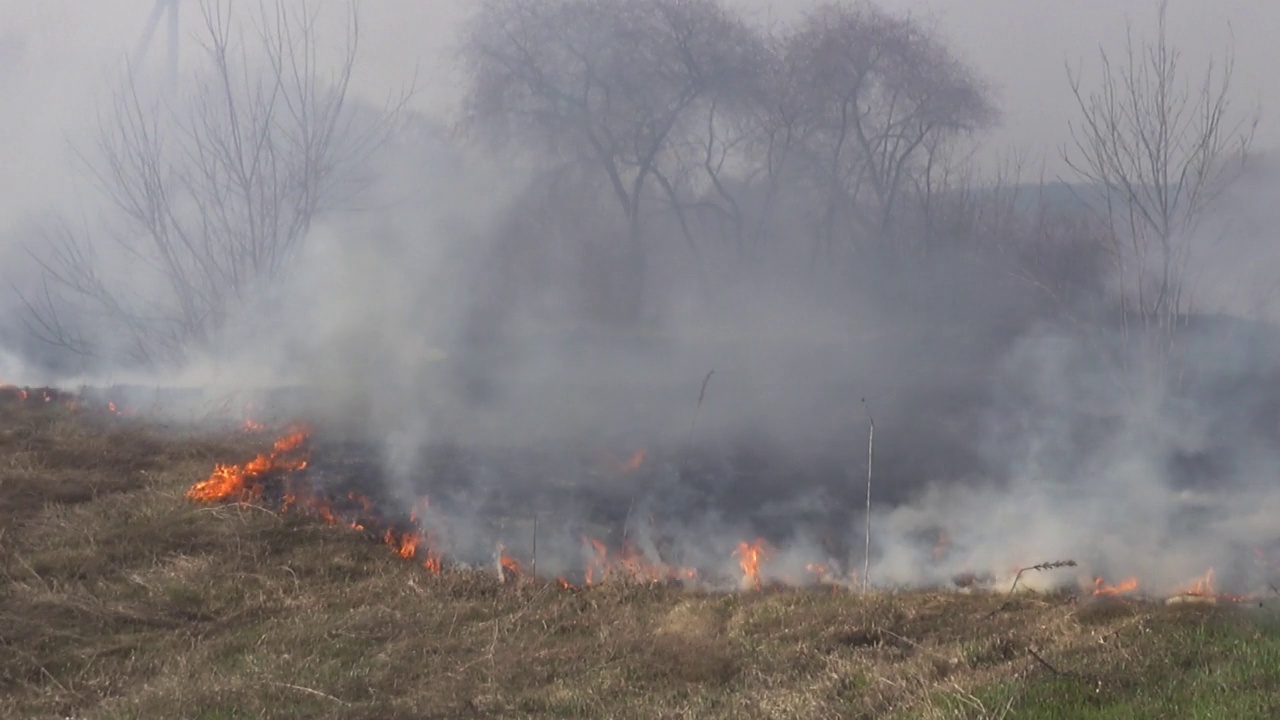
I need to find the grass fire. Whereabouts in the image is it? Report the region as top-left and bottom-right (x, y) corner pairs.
(177, 422), (1280, 607)
(3, 398), (1280, 719)
(5, 0), (1280, 717)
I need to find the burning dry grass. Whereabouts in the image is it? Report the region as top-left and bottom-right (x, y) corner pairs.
(3, 401), (1280, 719)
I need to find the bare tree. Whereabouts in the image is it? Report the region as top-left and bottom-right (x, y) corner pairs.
(22, 0), (409, 365)
(736, 32), (814, 260)
(783, 2), (996, 266)
(1064, 0), (1257, 340)
(461, 0), (763, 321)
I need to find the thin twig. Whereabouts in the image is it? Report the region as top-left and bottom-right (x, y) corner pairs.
(690, 369), (714, 433)
(1027, 645), (1096, 688)
(11, 553), (49, 589)
(1027, 647), (1064, 676)
(269, 682), (349, 705)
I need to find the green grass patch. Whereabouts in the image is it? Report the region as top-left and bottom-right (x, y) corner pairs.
(922, 607), (1280, 720)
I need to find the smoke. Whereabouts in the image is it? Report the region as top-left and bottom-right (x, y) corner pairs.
(4, 0), (1280, 598)
(208, 164), (1280, 597)
(870, 321), (1280, 595)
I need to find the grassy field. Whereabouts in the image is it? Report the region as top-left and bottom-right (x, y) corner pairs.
(2, 396), (1278, 719)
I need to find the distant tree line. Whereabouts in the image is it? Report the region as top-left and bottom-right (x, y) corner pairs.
(13, 0), (1256, 369)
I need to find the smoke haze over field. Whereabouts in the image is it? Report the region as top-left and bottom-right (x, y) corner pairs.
(4, 0), (1280, 597)
(4, 0), (1280, 219)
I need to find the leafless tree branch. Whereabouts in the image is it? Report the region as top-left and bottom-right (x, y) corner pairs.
(21, 0), (411, 365)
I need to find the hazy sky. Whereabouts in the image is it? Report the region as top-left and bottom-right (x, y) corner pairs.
(1, 0), (1276, 223)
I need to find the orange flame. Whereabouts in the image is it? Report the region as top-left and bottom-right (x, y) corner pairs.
(1092, 576), (1139, 596)
(184, 429), (1280, 600)
(387, 529), (421, 560)
(1184, 569), (1210, 595)
(734, 538), (768, 590)
(186, 426), (311, 502)
(1176, 568), (1244, 601)
(348, 491), (375, 516)
(584, 537), (610, 585)
(579, 535), (696, 586)
(192, 431), (448, 576)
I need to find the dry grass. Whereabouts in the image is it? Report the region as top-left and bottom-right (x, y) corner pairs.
(1, 399), (1276, 719)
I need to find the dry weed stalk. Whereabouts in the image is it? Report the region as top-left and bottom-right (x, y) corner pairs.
(987, 559), (1078, 617)
(1008, 560), (1078, 592)
(862, 398), (875, 593)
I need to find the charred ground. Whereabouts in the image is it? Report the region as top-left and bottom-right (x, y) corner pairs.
(3, 399), (1280, 719)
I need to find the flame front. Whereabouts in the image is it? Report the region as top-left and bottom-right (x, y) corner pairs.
(577, 535), (696, 586)
(185, 426), (447, 575)
(186, 426), (310, 502)
(180, 430), (1275, 598)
